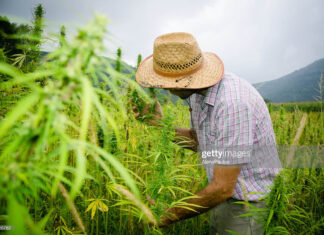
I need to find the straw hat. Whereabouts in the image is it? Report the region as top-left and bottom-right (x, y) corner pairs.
(136, 32), (224, 89)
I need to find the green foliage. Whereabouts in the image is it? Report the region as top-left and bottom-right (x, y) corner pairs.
(0, 7), (323, 235)
(59, 26), (66, 47)
(0, 17), (31, 75)
(0, 14), (149, 234)
(127, 82), (158, 123)
(0, 4), (45, 73)
(32, 4), (45, 50)
(115, 47), (122, 72)
(136, 54), (142, 72)
(0, 48), (7, 69)
(267, 101), (324, 113)
(263, 173), (288, 234)
(254, 105), (324, 234)
(260, 169), (324, 234)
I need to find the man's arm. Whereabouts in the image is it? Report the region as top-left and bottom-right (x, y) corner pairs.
(158, 165), (241, 227)
(173, 127), (198, 151)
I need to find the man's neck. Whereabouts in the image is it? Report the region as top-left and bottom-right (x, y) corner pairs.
(196, 88), (209, 96)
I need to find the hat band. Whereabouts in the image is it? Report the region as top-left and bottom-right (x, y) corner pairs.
(154, 53), (202, 70)
(151, 55), (204, 77)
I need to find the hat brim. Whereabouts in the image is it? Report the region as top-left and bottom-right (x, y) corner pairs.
(135, 52), (224, 89)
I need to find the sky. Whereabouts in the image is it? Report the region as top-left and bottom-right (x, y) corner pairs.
(1, 0), (324, 83)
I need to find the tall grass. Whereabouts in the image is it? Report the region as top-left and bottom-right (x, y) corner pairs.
(253, 102), (324, 234)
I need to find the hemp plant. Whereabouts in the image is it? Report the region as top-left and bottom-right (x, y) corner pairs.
(0, 14), (155, 234)
(126, 53), (158, 123)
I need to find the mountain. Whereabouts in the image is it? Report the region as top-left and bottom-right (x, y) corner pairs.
(253, 58), (324, 103)
(102, 56), (135, 74)
(40, 51), (135, 74)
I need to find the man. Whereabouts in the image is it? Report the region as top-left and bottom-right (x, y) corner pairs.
(135, 32), (281, 234)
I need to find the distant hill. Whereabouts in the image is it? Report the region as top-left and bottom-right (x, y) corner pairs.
(102, 56), (135, 74)
(253, 58), (324, 102)
(41, 51), (135, 74)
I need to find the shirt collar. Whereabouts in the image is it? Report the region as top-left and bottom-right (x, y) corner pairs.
(203, 80), (222, 107)
(186, 79), (222, 108)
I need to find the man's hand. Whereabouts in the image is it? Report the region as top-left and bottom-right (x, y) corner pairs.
(149, 208), (175, 229)
(174, 128), (198, 151)
(158, 215), (172, 228)
(157, 206), (178, 228)
(151, 166), (241, 226)
(130, 100), (163, 126)
(146, 196), (174, 229)
(147, 163), (241, 228)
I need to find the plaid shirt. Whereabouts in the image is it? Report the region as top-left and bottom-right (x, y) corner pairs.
(188, 72), (281, 201)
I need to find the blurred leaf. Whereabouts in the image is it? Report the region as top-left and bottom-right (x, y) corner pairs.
(0, 92), (39, 140)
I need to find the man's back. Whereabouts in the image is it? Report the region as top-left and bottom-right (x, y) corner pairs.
(189, 72), (281, 200)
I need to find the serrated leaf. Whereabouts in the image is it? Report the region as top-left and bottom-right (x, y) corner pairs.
(98, 201), (108, 212)
(91, 204), (97, 220)
(85, 201), (96, 213)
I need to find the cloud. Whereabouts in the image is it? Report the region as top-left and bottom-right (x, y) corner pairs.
(1, 0), (323, 83)
(159, 0), (324, 83)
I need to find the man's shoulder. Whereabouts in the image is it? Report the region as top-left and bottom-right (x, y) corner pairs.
(218, 72), (264, 105)
(221, 72), (251, 89)
(209, 72), (266, 118)
(214, 72), (247, 102)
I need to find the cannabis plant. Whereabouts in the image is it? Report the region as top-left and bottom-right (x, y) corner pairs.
(0, 14), (153, 234)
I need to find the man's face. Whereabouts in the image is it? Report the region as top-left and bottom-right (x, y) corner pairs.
(166, 88), (197, 99)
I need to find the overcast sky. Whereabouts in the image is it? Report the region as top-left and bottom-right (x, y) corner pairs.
(1, 0), (323, 83)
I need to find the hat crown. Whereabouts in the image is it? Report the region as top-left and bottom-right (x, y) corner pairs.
(153, 32), (203, 75)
